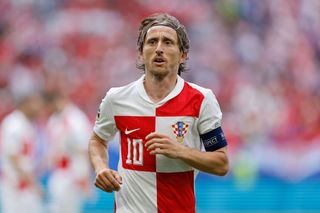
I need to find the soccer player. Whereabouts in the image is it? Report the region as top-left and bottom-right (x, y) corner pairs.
(0, 92), (44, 213)
(89, 13), (229, 213)
(45, 91), (91, 213)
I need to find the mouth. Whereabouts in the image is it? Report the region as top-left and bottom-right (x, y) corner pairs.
(153, 57), (166, 64)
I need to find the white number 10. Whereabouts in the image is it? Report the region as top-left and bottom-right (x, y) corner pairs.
(126, 138), (143, 165)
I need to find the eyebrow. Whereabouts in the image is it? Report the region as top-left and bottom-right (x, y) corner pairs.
(146, 35), (176, 43)
(163, 37), (175, 42)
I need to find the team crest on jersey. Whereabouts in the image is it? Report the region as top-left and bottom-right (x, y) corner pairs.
(171, 121), (189, 142)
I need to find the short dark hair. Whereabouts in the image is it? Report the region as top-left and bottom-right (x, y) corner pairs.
(136, 13), (190, 75)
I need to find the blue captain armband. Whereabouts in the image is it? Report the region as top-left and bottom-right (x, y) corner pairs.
(200, 127), (227, 152)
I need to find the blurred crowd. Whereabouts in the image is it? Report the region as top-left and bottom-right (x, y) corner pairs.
(1, 0), (320, 203)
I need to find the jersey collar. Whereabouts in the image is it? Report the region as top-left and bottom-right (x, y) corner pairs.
(137, 74), (185, 105)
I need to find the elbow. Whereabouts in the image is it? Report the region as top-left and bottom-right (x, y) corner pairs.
(215, 163), (229, 176)
(213, 155), (229, 176)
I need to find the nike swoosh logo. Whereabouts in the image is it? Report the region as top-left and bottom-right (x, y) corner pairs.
(125, 128), (140, 135)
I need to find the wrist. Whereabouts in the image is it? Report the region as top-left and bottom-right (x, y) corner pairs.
(177, 144), (190, 160)
(95, 165), (109, 174)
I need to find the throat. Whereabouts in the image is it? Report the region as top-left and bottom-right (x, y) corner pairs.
(144, 76), (177, 103)
(147, 90), (169, 103)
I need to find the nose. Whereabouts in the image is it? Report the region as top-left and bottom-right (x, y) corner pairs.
(155, 42), (163, 55)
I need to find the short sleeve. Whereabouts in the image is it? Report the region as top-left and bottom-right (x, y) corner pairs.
(1, 120), (23, 156)
(93, 89), (118, 141)
(197, 90), (222, 135)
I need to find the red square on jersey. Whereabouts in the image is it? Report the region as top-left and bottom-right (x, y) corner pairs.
(115, 116), (156, 172)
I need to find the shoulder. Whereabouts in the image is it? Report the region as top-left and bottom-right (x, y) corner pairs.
(1, 111), (28, 136)
(97, 78), (141, 115)
(185, 81), (216, 98)
(63, 104), (90, 124)
(104, 79), (139, 101)
(66, 103), (87, 117)
(185, 81), (221, 115)
(1, 111), (26, 128)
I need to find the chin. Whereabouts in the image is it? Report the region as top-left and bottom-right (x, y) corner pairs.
(150, 69), (169, 77)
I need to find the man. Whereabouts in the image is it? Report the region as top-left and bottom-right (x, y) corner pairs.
(45, 91), (91, 213)
(0, 92), (44, 213)
(89, 13), (229, 213)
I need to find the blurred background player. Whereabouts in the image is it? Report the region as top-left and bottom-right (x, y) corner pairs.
(44, 89), (91, 213)
(0, 91), (45, 213)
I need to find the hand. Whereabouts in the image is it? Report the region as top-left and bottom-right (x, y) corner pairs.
(94, 168), (122, 192)
(145, 132), (187, 159)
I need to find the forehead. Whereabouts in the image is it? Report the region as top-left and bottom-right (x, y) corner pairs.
(145, 25), (178, 40)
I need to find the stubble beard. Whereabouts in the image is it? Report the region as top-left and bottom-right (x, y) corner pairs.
(147, 66), (170, 81)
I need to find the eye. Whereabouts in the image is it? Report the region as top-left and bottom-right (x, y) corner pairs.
(147, 39), (156, 45)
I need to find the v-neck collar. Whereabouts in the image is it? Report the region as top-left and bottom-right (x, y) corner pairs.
(137, 74), (185, 106)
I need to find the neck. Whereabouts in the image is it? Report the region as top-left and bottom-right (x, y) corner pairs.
(19, 106), (35, 121)
(144, 72), (178, 103)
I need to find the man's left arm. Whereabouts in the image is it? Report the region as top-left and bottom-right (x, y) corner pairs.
(177, 146), (228, 176)
(145, 132), (229, 176)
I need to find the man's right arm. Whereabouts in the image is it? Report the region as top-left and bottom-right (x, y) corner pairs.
(88, 132), (122, 192)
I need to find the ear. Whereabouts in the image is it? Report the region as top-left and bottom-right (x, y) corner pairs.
(179, 52), (187, 64)
(138, 52), (144, 63)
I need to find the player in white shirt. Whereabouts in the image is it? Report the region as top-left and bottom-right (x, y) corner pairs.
(45, 91), (91, 213)
(0, 93), (44, 213)
(89, 13), (229, 213)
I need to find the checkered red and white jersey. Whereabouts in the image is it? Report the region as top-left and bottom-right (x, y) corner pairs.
(94, 75), (222, 213)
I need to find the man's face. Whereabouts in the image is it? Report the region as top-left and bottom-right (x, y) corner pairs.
(140, 25), (187, 77)
(23, 94), (44, 120)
